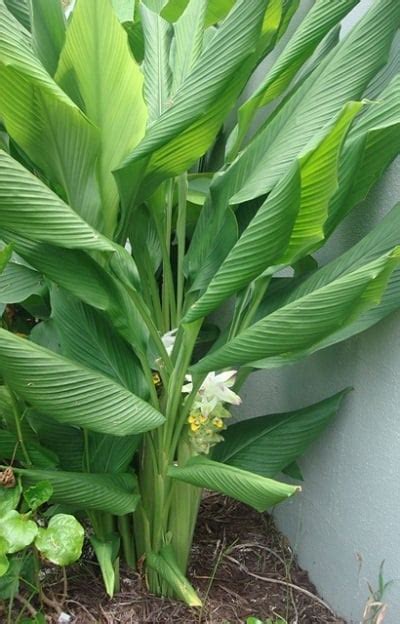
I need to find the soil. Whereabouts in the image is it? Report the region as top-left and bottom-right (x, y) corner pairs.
(18, 494), (347, 623)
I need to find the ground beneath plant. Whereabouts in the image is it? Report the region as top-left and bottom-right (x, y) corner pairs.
(21, 495), (347, 623)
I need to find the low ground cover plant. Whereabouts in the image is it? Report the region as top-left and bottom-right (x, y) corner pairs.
(0, 0), (399, 611)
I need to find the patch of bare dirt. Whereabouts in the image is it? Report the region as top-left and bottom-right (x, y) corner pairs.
(17, 495), (347, 623)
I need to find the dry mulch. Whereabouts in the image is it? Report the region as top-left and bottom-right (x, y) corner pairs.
(14, 495), (346, 623)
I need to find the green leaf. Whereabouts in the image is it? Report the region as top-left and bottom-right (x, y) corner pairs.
(190, 0), (399, 271)
(168, 456), (299, 513)
(0, 483), (21, 515)
(23, 481), (53, 511)
(0, 511), (38, 553)
(90, 534), (120, 597)
(0, 430), (59, 468)
(185, 101), (363, 320)
(0, 232), (149, 355)
(160, 0), (189, 22)
(232, 0), (400, 204)
(35, 514), (84, 566)
(0, 4), (103, 229)
(251, 203), (400, 369)
(147, 544), (202, 606)
(205, 0), (236, 26)
(4, 0), (30, 29)
(112, 0), (135, 22)
(170, 0), (207, 94)
(56, 0), (148, 236)
(0, 260), (45, 305)
(31, 0), (66, 76)
(51, 287), (147, 397)
(0, 329), (165, 436)
(0, 555), (22, 598)
(0, 244), (12, 274)
(230, 0), (360, 158)
(0, 537), (9, 577)
(184, 163), (300, 320)
(213, 390), (349, 478)
(141, 4), (173, 123)
(0, 151), (113, 253)
(191, 248), (400, 373)
(26, 410), (83, 471)
(115, 0), (269, 213)
(17, 468), (140, 515)
(327, 75), (400, 235)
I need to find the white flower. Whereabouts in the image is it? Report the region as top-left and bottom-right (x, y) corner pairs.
(161, 328), (178, 356)
(58, 613), (72, 624)
(183, 370), (241, 416)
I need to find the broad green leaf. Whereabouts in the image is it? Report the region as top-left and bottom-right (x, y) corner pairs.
(251, 203), (400, 368)
(160, 0), (189, 22)
(191, 248), (400, 373)
(186, 101), (360, 311)
(170, 0), (207, 94)
(232, 0), (400, 204)
(0, 3), (103, 229)
(31, 0), (66, 76)
(56, 0), (148, 236)
(0, 244), (12, 274)
(205, 0), (236, 26)
(51, 288), (147, 398)
(189, 0), (399, 274)
(90, 534), (120, 597)
(112, 0), (135, 22)
(0, 231), (149, 354)
(0, 261), (44, 305)
(0, 511), (38, 553)
(115, 0), (269, 214)
(147, 544), (202, 606)
(281, 101), (362, 263)
(17, 468), (140, 515)
(4, 0), (30, 29)
(35, 514), (84, 566)
(0, 430), (58, 468)
(0, 151), (112, 253)
(88, 433), (141, 474)
(0, 329), (164, 436)
(213, 390), (349, 477)
(184, 163), (300, 321)
(0, 483), (21, 515)
(327, 75), (400, 235)
(23, 481), (53, 511)
(141, 4), (173, 122)
(229, 0), (360, 158)
(168, 456), (299, 513)
(26, 410), (83, 471)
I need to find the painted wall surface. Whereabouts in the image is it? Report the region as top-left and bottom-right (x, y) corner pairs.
(239, 2), (400, 622)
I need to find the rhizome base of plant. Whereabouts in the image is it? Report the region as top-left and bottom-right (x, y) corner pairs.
(10, 494), (347, 623)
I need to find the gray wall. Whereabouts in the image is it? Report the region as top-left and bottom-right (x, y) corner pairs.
(239, 2), (400, 622)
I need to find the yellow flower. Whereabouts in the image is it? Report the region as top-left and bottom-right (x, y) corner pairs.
(199, 414), (208, 424)
(190, 422), (201, 432)
(188, 413), (199, 424)
(212, 417), (224, 430)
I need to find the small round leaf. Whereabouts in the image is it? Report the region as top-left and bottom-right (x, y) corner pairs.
(23, 481), (53, 511)
(35, 514), (84, 566)
(0, 511), (38, 553)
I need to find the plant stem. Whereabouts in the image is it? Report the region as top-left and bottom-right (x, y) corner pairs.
(7, 386), (31, 466)
(176, 173), (187, 322)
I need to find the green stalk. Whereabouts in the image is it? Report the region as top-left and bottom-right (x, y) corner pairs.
(176, 173), (187, 322)
(7, 386), (31, 466)
(118, 515), (136, 568)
